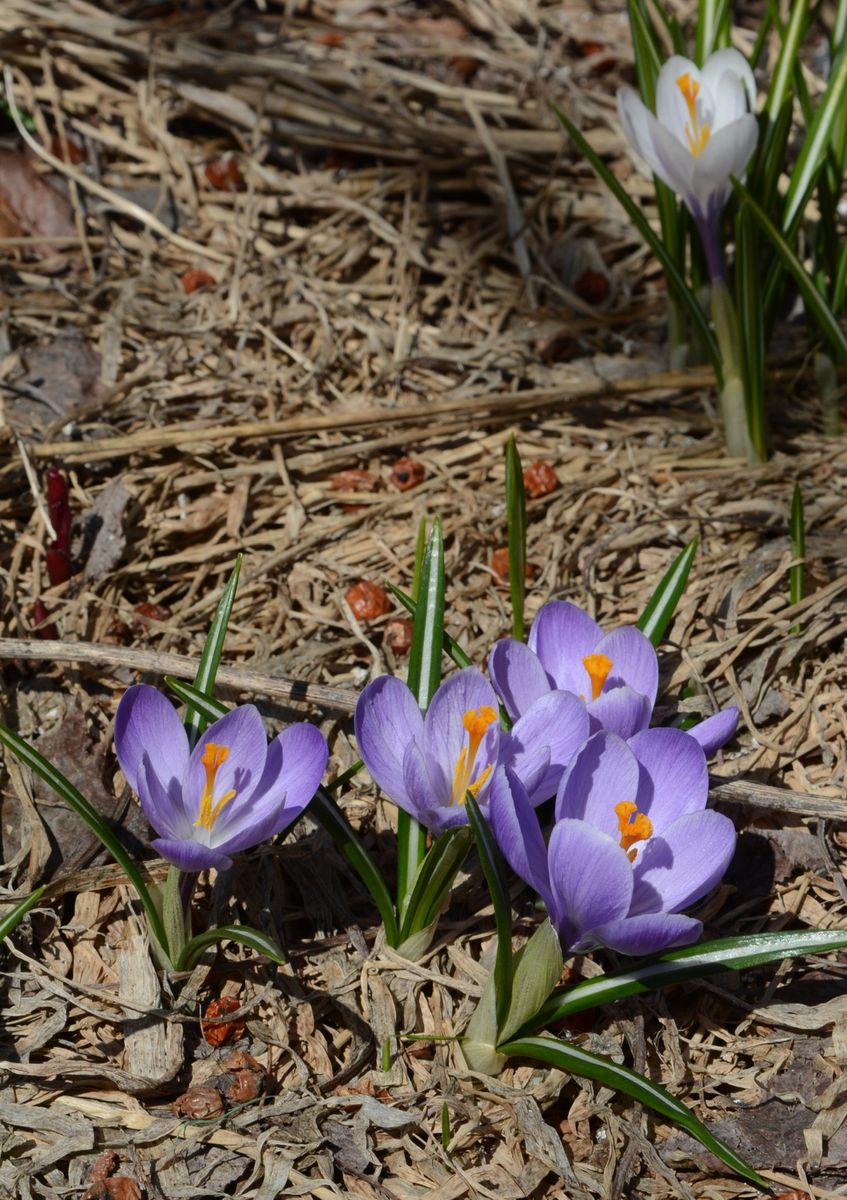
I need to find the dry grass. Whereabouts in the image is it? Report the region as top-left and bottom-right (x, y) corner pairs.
(0, 1), (845, 1196)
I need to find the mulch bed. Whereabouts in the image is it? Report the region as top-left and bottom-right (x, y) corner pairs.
(0, 2), (845, 1197)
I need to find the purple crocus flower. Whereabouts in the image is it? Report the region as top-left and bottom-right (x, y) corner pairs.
(489, 599), (739, 754)
(490, 727), (736, 956)
(489, 600), (659, 740)
(354, 666), (590, 833)
(114, 685), (328, 871)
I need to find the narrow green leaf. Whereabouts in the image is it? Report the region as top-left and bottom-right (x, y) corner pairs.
(0, 725), (168, 956)
(498, 1035), (767, 1188)
(781, 44), (847, 239)
(525, 927), (847, 1029)
(0, 886), (45, 941)
(441, 1101), (451, 1150)
(184, 556), (242, 747)
(397, 520), (446, 911)
(326, 759), (364, 795)
(504, 436), (526, 641)
(387, 584), (471, 669)
(554, 107), (722, 376)
(739, 183), (847, 364)
(765, 0), (808, 121)
(465, 794), (513, 1035)
(735, 202), (768, 461)
(833, 235), (847, 314)
(178, 923), (285, 971)
(695, 0), (730, 62)
(790, 482), (806, 615)
(626, 0), (662, 108)
(310, 789), (399, 946)
(398, 827), (472, 940)
(636, 536), (698, 646)
(166, 677), (228, 721)
(406, 518), (445, 710)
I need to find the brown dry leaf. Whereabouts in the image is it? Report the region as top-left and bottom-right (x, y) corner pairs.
(83, 478), (130, 582)
(11, 332), (102, 437)
(0, 149), (77, 266)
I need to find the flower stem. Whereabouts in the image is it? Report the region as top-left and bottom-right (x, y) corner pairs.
(709, 278), (762, 463)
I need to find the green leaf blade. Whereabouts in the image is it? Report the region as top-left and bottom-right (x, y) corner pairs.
(184, 557), (242, 747)
(0, 725), (168, 956)
(497, 1035), (767, 1187)
(0, 886), (46, 941)
(466, 794), (513, 1035)
(636, 536), (698, 646)
(179, 923), (285, 971)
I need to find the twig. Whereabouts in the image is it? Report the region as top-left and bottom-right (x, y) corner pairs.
(0, 638), (356, 712)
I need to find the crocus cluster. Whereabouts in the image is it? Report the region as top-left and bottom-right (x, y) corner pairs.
(356, 599), (739, 957)
(115, 685), (328, 871)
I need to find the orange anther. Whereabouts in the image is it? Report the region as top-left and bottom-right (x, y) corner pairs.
(582, 653), (613, 701)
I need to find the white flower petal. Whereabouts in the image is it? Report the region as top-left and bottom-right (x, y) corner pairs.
(693, 113), (758, 214)
(618, 88), (696, 200)
(655, 55), (701, 144)
(701, 48), (756, 129)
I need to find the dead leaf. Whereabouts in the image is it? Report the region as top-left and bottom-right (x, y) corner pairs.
(83, 479), (130, 581)
(0, 149), (77, 267)
(11, 332), (102, 437)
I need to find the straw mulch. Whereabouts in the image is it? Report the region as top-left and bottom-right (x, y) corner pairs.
(0, 2), (845, 1197)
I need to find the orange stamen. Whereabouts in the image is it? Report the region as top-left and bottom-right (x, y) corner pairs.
(615, 800), (653, 862)
(195, 742), (237, 831)
(451, 705), (497, 804)
(582, 653), (613, 701)
(676, 72), (711, 157)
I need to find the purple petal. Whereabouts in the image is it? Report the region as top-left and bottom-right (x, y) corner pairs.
(151, 837), (233, 873)
(628, 727), (708, 831)
(401, 737), (438, 823)
(423, 668), (499, 801)
(502, 690), (590, 805)
(212, 722), (328, 854)
(548, 819), (633, 951)
(184, 707), (269, 819)
(589, 912), (702, 956)
(355, 676), (423, 810)
(631, 809), (736, 914)
(687, 707), (739, 756)
(590, 626), (658, 706)
(488, 639), (551, 721)
(489, 767), (552, 909)
(555, 731), (639, 842)
(137, 754), (193, 841)
(528, 601), (602, 693)
(587, 686), (652, 739)
(114, 685), (188, 797)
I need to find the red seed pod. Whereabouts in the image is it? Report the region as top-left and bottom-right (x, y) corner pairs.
(33, 598), (58, 640)
(204, 157), (244, 191)
(573, 268), (610, 306)
(182, 267), (216, 294)
(390, 457), (425, 491)
(345, 580), (391, 621)
(221, 1049), (263, 1073)
(491, 548), (535, 585)
(225, 1069), (261, 1103)
(132, 601), (173, 631)
(313, 29), (345, 45)
(384, 617), (413, 655)
(201, 997), (246, 1047)
(330, 468), (379, 493)
(49, 134), (86, 164)
(45, 468), (72, 586)
(523, 460), (558, 499)
(173, 1085), (225, 1118)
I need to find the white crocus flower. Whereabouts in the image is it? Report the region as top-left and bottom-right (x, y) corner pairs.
(617, 49), (758, 275)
